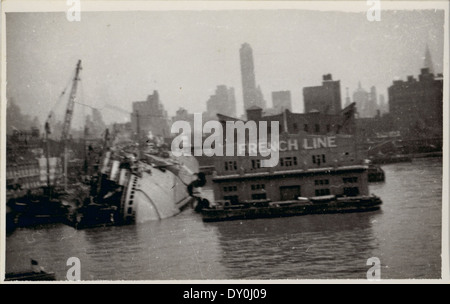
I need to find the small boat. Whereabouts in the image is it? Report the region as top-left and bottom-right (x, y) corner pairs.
(6, 188), (71, 229)
(5, 260), (56, 281)
(199, 195), (382, 222)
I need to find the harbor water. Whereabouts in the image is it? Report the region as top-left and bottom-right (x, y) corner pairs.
(5, 157), (442, 280)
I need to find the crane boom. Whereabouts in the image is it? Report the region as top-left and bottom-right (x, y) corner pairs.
(61, 60), (82, 143)
(61, 60), (82, 191)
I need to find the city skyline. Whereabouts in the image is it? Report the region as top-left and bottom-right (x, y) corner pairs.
(5, 6), (445, 130)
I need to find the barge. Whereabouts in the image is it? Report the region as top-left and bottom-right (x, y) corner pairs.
(200, 195), (382, 222)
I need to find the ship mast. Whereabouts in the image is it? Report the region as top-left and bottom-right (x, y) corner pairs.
(61, 60), (82, 191)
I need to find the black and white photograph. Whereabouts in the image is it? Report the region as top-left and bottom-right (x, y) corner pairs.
(1, 0), (448, 284)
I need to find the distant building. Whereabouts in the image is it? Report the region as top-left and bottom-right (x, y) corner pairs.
(423, 44), (434, 75)
(174, 107), (195, 125)
(367, 86), (378, 118)
(131, 91), (170, 139)
(218, 103), (356, 137)
(378, 94), (388, 115)
(85, 108), (107, 139)
(388, 68), (443, 138)
(205, 85), (237, 120)
(352, 82), (368, 118)
(112, 122), (133, 138)
(303, 74), (342, 115)
(6, 98), (41, 136)
(5, 129), (65, 193)
(271, 91), (292, 114)
(255, 85), (267, 110)
(240, 43), (265, 111)
(344, 87), (352, 108)
(352, 82), (377, 118)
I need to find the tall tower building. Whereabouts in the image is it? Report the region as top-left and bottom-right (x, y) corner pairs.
(255, 85), (266, 110)
(423, 44), (434, 75)
(367, 86), (378, 118)
(240, 43), (264, 111)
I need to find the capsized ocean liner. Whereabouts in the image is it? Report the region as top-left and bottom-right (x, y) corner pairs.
(71, 112), (204, 228)
(72, 141), (203, 228)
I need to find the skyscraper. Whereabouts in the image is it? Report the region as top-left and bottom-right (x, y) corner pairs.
(423, 44), (434, 75)
(367, 86), (378, 118)
(240, 43), (265, 111)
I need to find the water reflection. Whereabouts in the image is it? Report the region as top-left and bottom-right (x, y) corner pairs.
(209, 210), (382, 279)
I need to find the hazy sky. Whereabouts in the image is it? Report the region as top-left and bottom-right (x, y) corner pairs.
(5, 5), (445, 129)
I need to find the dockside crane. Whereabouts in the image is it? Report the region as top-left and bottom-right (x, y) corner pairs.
(61, 60), (83, 191)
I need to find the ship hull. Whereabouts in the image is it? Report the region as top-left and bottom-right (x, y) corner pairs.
(124, 159), (198, 223)
(73, 154), (200, 228)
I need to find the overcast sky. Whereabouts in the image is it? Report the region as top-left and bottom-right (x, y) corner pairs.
(5, 4), (445, 129)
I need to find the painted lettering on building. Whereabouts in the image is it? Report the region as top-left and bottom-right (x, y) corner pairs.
(237, 136), (338, 154)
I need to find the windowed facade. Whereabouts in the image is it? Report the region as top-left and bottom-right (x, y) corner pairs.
(343, 177), (358, 184)
(312, 154), (326, 165)
(315, 188), (330, 196)
(280, 156), (298, 167)
(211, 133), (369, 202)
(224, 161), (238, 171)
(314, 179), (329, 186)
(223, 185), (238, 192)
(250, 183), (266, 200)
(251, 159), (261, 169)
(251, 184), (265, 191)
(343, 187), (359, 196)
